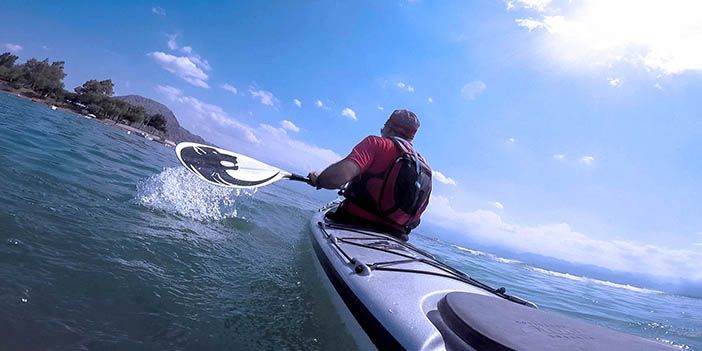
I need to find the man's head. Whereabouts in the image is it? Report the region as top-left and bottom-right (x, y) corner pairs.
(381, 109), (420, 140)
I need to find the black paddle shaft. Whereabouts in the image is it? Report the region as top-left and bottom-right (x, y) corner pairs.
(287, 173), (312, 184)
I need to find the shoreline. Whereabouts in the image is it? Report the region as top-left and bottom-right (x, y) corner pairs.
(0, 87), (176, 148)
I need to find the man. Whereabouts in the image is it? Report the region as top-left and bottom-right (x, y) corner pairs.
(308, 109), (432, 241)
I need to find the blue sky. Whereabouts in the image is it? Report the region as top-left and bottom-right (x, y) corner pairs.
(2, 0), (702, 284)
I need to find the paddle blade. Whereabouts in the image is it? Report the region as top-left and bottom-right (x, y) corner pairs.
(175, 142), (287, 188)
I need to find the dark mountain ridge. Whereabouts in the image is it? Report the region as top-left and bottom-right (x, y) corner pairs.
(115, 95), (207, 144)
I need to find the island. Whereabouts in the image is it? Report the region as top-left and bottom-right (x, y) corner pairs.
(0, 51), (207, 146)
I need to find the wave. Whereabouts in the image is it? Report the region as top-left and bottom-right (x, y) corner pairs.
(452, 245), (523, 264)
(452, 244), (662, 294)
(136, 167), (256, 221)
(452, 245), (487, 257)
(592, 279), (664, 294)
(530, 267), (662, 293)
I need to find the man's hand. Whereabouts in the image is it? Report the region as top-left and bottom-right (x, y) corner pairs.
(307, 171), (320, 189)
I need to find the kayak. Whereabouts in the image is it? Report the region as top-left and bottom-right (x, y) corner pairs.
(309, 204), (676, 351)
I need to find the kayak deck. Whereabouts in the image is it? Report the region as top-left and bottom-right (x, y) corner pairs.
(309, 208), (527, 350)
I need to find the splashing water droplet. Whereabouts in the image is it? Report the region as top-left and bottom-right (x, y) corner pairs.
(136, 167), (255, 221)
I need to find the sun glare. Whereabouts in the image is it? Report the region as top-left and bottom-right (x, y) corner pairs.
(516, 0), (702, 74)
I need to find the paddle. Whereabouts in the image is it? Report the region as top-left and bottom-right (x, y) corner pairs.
(175, 142), (310, 189)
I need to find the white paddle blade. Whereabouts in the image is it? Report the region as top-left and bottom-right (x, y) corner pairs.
(175, 142), (288, 189)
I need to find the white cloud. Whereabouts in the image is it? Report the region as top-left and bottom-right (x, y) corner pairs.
(248, 87), (278, 106)
(512, 1), (702, 75)
(377, 106), (385, 111)
(654, 83), (663, 90)
(315, 100), (324, 108)
(490, 201), (505, 210)
(461, 80), (487, 100)
(427, 97), (433, 103)
(164, 34), (211, 71)
(425, 195), (702, 281)
(256, 124), (342, 172)
(181, 77), (208, 88)
(152, 6), (166, 16)
(3, 43), (22, 53)
(434, 170), (457, 186)
(156, 85), (258, 143)
(553, 154), (566, 161)
(341, 107), (357, 121)
(221, 83), (238, 95)
(167, 35), (178, 50)
(156, 85), (341, 173)
(508, 137), (516, 143)
(608, 77), (622, 87)
(396, 81), (415, 93)
(41, 45), (49, 50)
(148, 52), (209, 88)
(185, 54), (211, 71)
(507, 0), (552, 11)
(579, 155), (595, 165)
(515, 19), (546, 32)
(280, 120), (300, 133)
(294, 99), (302, 108)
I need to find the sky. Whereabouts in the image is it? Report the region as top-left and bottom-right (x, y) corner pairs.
(2, 0), (702, 284)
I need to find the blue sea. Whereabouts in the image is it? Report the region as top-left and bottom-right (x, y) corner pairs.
(0, 92), (700, 350)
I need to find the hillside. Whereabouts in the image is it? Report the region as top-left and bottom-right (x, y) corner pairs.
(115, 95), (208, 144)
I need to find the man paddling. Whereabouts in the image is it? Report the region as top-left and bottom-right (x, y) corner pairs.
(308, 109), (432, 240)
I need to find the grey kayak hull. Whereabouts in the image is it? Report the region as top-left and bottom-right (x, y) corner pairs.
(309, 206), (677, 351)
(309, 206), (498, 350)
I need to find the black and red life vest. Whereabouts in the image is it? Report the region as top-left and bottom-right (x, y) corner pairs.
(343, 137), (432, 234)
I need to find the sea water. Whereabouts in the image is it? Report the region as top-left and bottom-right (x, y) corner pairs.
(0, 92), (699, 350)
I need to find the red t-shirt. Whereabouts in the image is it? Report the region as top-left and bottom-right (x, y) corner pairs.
(346, 135), (428, 173)
(346, 135), (399, 174)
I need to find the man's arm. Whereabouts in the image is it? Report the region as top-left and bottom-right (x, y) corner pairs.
(308, 159), (361, 189)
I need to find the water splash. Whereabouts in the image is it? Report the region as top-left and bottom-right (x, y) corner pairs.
(136, 167), (256, 221)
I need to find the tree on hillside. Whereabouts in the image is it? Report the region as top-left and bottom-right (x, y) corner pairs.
(19, 58), (66, 98)
(73, 79), (115, 116)
(0, 52), (18, 68)
(145, 113), (167, 132)
(75, 79), (114, 96)
(122, 105), (147, 124)
(0, 52), (22, 84)
(100, 99), (130, 120)
(87, 103), (104, 116)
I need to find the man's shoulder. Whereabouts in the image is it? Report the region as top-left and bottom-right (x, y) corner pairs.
(358, 135), (393, 148)
(362, 134), (389, 142)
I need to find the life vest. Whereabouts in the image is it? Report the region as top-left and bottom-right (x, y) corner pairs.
(343, 137), (432, 233)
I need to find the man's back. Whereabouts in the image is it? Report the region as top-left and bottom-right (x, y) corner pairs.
(341, 135), (432, 235)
